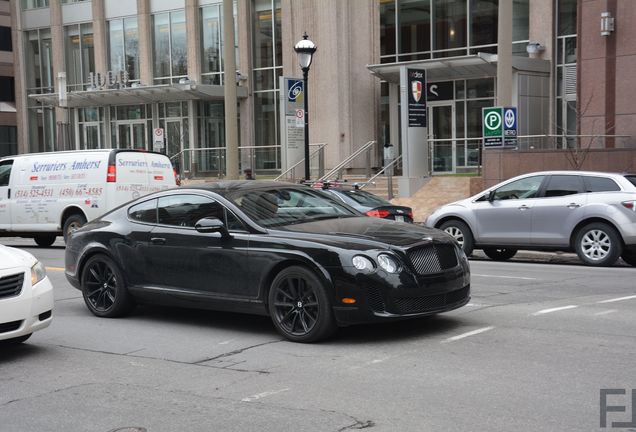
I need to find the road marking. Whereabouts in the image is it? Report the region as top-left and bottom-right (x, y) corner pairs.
(593, 309), (618, 316)
(472, 274), (537, 281)
(442, 326), (495, 343)
(597, 295), (636, 304)
(46, 267), (65, 271)
(532, 305), (578, 316)
(218, 340), (233, 345)
(241, 388), (289, 402)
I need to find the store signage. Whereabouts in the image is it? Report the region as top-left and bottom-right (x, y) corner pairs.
(426, 81), (453, 102)
(482, 106), (517, 148)
(407, 69), (427, 128)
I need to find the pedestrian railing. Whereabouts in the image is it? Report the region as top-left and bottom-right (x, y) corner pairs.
(318, 140), (377, 181)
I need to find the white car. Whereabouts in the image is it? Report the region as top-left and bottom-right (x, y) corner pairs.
(0, 244), (54, 344)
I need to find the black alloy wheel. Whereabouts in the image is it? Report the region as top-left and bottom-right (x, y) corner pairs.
(483, 247), (518, 261)
(439, 220), (474, 256)
(63, 214), (87, 242)
(268, 266), (336, 343)
(34, 234), (56, 247)
(81, 255), (134, 318)
(621, 250), (636, 267)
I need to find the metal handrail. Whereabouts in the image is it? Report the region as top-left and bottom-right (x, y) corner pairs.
(360, 155), (403, 189)
(274, 142), (328, 181)
(318, 140), (376, 181)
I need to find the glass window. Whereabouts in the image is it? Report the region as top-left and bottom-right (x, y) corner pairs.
(583, 176), (621, 193)
(22, 0), (49, 9)
(398, 0), (430, 55)
(153, 13), (171, 79)
(109, 18), (139, 82)
(466, 99), (493, 138)
(512, 0), (529, 42)
(433, 0), (467, 52)
(494, 175), (545, 200)
(470, 0), (497, 47)
(65, 24), (94, 89)
(380, 0), (396, 57)
(254, 92), (277, 146)
(201, 5), (221, 74)
(466, 78), (494, 98)
(124, 18), (139, 81)
(0, 27), (12, 52)
(254, 0), (274, 68)
(0, 161), (12, 186)
(157, 195), (229, 228)
(558, 0), (577, 36)
(624, 176), (636, 187)
(108, 19), (124, 74)
(0, 127), (17, 158)
(171, 11), (187, 77)
(129, 199), (157, 224)
(543, 175), (583, 197)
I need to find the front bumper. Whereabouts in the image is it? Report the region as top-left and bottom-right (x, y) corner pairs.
(0, 275), (54, 341)
(331, 265), (470, 326)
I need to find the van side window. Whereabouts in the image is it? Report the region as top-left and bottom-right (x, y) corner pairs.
(583, 176), (620, 192)
(128, 199), (157, 224)
(543, 175), (584, 197)
(0, 161), (12, 187)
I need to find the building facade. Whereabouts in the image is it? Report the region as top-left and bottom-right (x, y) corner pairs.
(9, 1), (636, 191)
(0, 0), (16, 158)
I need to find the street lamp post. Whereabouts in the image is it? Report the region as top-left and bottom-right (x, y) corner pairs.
(294, 33), (317, 181)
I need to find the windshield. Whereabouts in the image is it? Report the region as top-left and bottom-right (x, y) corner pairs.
(336, 189), (389, 206)
(228, 187), (359, 228)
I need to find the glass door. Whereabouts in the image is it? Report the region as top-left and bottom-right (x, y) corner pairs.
(81, 123), (101, 149)
(428, 103), (456, 174)
(116, 121), (147, 149)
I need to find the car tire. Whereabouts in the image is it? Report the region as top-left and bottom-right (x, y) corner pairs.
(483, 247), (518, 261)
(267, 265), (337, 343)
(34, 235), (56, 248)
(439, 220), (474, 256)
(574, 223), (622, 267)
(0, 334), (32, 345)
(81, 254), (134, 318)
(621, 250), (636, 267)
(63, 213), (87, 243)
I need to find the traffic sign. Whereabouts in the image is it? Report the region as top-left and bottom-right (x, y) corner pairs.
(482, 107), (517, 148)
(503, 107), (518, 146)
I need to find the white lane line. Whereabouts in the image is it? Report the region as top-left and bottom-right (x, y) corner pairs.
(593, 309), (618, 316)
(472, 274), (537, 281)
(597, 295), (636, 304)
(442, 326), (495, 343)
(218, 340), (233, 345)
(532, 305), (578, 316)
(241, 388), (289, 402)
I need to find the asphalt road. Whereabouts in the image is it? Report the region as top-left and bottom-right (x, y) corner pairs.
(1, 238), (635, 432)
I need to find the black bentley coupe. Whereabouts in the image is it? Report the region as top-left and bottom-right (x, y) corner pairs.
(65, 181), (470, 342)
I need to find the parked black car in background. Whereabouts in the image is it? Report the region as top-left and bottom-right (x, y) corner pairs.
(65, 181), (469, 342)
(310, 181), (414, 223)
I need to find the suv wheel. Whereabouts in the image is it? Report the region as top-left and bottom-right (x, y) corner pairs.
(439, 220), (474, 256)
(574, 222), (622, 267)
(483, 248), (517, 261)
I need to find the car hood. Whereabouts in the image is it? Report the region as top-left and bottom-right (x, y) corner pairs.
(0, 245), (36, 270)
(273, 216), (452, 249)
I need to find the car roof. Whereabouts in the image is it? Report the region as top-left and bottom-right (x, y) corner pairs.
(185, 180), (303, 196)
(518, 170), (635, 177)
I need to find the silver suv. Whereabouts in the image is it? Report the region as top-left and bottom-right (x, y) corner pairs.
(426, 171), (636, 267)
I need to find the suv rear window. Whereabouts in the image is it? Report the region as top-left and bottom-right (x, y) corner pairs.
(583, 176), (621, 192)
(624, 175), (636, 187)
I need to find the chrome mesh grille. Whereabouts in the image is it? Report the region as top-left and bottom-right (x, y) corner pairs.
(407, 244), (458, 275)
(0, 273), (24, 299)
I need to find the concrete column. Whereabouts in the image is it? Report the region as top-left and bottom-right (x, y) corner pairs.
(137, 0), (153, 85)
(92, 0), (108, 75)
(10, 1), (29, 154)
(529, 0), (554, 133)
(50, 0), (68, 150)
(237, 0), (254, 153)
(496, 0), (513, 106)
(223, 0), (239, 179)
(185, 0), (201, 83)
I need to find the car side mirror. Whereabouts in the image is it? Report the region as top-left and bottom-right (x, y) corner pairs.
(487, 190), (496, 202)
(195, 217), (231, 238)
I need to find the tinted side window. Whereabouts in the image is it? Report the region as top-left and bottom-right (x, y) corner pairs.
(493, 176), (544, 200)
(624, 176), (636, 187)
(128, 199), (157, 224)
(583, 176), (620, 193)
(543, 175), (583, 197)
(157, 194), (244, 230)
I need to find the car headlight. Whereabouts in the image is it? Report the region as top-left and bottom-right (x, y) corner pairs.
(352, 255), (375, 272)
(31, 261), (47, 285)
(377, 254), (400, 274)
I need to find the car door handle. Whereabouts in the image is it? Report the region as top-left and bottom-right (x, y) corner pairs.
(151, 237), (166, 245)
(518, 205), (530, 210)
(567, 203), (581, 209)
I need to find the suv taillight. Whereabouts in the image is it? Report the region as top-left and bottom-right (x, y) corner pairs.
(106, 164), (116, 182)
(622, 201), (636, 211)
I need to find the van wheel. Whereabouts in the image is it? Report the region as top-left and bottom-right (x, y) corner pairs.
(34, 235), (56, 247)
(63, 214), (87, 242)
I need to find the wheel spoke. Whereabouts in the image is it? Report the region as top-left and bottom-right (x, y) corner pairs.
(279, 308), (296, 324)
(298, 312), (309, 333)
(274, 301), (295, 308)
(89, 267), (101, 283)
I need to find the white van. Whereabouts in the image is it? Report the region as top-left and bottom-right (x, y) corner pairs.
(0, 149), (177, 246)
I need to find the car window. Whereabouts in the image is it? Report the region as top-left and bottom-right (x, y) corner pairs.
(543, 175), (584, 197)
(229, 187), (357, 228)
(492, 175), (544, 200)
(0, 161), (12, 187)
(129, 199), (157, 224)
(338, 189), (389, 206)
(624, 175), (636, 187)
(157, 194), (243, 229)
(583, 176), (621, 192)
